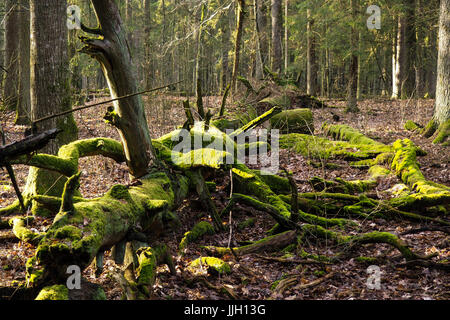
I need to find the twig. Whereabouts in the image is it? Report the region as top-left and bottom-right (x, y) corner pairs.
(33, 80), (183, 125)
(292, 271), (335, 290)
(254, 254), (331, 265)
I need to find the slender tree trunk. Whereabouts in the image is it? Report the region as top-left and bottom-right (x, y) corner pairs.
(220, 21), (230, 91)
(16, 0), (31, 125)
(346, 0), (359, 113)
(254, 0), (264, 79)
(392, 0), (416, 99)
(231, 0), (245, 94)
(144, 0), (152, 90)
(271, 0), (282, 73)
(284, 0), (288, 74)
(3, 0), (20, 110)
(434, 0), (450, 125)
(306, 8), (318, 96)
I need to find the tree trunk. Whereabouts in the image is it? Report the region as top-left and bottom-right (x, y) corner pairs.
(306, 8), (318, 96)
(346, 0), (359, 113)
(81, 0), (156, 178)
(3, 0), (20, 110)
(254, 0), (264, 79)
(271, 0), (282, 73)
(22, 0), (78, 214)
(431, 0), (450, 144)
(231, 0), (245, 94)
(16, 0), (31, 125)
(392, 1), (416, 99)
(284, 0), (289, 74)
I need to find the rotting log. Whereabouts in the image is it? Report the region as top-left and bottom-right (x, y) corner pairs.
(269, 109), (314, 134)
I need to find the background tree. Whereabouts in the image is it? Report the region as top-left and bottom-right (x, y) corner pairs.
(271, 0), (283, 73)
(2, 0), (20, 110)
(16, 0), (31, 125)
(22, 0), (78, 214)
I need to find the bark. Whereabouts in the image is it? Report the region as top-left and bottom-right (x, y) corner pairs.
(434, 0), (450, 126)
(392, 0), (416, 99)
(23, 0), (78, 212)
(16, 0), (31, 125)
(346, 0), (359, 113)
(271, 0), (283, 73)
(306, 8), (318, 96)
(254, 0), (264, 79)
(3, 0), (20, 110)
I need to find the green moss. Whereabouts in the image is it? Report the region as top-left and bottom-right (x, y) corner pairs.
(322, 122), (381, 145)
(135, 247), (157, 288)
(392, 139), (450, 197)
(368, 165), (390, 179)
(10, 217), (42, 244)
(251, 170), (291, 194)
(269, 109), (314, 134)
(355, 256), (378, 264)
(432, 119), (450, 145)
(51, 225), (83, 241)
(179, 221), (215, 252)
(404, 120), (422, 132)
(35, 285), (69, 300)
(211, 119), (242, 131)
(237, 218), (256, 230)
(92, 287), (107, 300)
(188, 257), (231, 275)
(279, 133), (391, 160)
(259, 95), (291, 109)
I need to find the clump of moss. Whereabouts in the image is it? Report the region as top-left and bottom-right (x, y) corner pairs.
(404, 120), (422, 132)
(35, 285), (69, 300)
(179, 221), (215, 252)
(188, 257), (231, 275)
(237, 218), (256, 230)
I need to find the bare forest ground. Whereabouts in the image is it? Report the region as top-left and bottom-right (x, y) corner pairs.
(0, 94), (449, 300)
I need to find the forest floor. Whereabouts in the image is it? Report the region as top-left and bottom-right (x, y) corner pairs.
(0, 94), (449, 300)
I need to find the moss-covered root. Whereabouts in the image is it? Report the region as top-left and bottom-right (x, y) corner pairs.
(404, 120), (423, 133)
(432, 119), (450, 145)
(300, 224), (422, 261)
(390, 139), (450, 209)
(135, 245), (175, 297)
(309, 176), (376, 194)
(322, 122), (381, 145)
(188, 257), (231, 276)
(0, 200), (22, 216)
(179, 221), (215, 253)
(9, 216), (42, 245)
(203, 230), (297, 257)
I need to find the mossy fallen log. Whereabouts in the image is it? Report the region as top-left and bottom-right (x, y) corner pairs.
(269, 109), (314, 134)
(279, 133), (391, 160)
